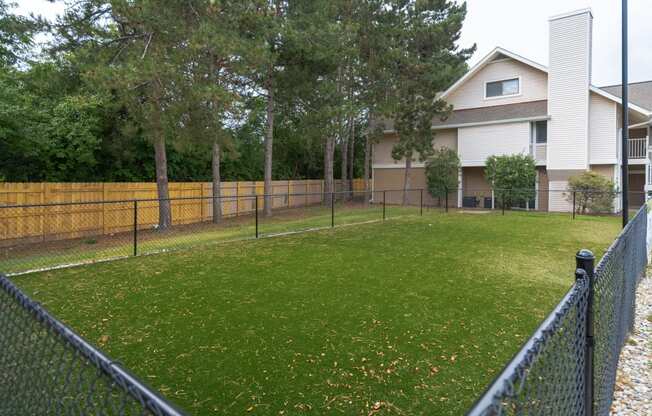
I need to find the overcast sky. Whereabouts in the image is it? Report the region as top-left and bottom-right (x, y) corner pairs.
(14, 0), (652, 87)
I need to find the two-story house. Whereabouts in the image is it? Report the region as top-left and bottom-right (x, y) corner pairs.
(372, 8), (652, 212)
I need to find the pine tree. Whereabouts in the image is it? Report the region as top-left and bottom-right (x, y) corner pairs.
(385, 1), (474, 204)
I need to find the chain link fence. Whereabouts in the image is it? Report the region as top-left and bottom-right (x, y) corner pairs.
(0, 273), (185, 415)
(466, 205), (648, 416)
(0, 190), (427, 275)
(0, 187), (646, 275)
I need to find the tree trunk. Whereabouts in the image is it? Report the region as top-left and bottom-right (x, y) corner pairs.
(324, 136), (335, 203)
(340, 132), (348, 201)
(212, 140), (222, 223)
(348, 119), (355, 198)
(402, 156), (412, 206)
(153, 132), (171, 230)
(264, 71), (274, 217)
(364, 135), (371, 206)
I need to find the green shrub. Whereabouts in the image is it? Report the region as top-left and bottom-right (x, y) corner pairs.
(567, 171), (615, 214)
(425, 148), (460, 204)
(484, 154), (536, 206)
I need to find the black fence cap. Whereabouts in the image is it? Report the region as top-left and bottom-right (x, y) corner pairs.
(576, 249), (595, 260)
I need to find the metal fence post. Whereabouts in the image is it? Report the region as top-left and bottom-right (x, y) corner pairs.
(383, 190), (386, 220)
(445, 188), (448, 213)
(133, 200), (138, 256)
(573, 191), (577, 220)
(255, 195), (259, 238)
(420, 189), (423, 216)
(502, 191), (506, 216)
(331, 192), (335, 228)
(576, 249), (596, 416)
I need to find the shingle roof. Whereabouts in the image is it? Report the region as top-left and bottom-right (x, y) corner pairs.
(599, 81), (652, 111)
(378, 100), (548, 131)
(432, 100), (548, 127)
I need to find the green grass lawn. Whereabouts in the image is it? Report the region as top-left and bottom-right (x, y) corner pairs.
(14, 211), (619, 415)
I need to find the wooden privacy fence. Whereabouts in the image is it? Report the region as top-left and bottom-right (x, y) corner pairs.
(0, 179), (365, 244)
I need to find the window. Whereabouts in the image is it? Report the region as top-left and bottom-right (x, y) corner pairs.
(534, 121), (547, 144)
(485, 78), (520, 98)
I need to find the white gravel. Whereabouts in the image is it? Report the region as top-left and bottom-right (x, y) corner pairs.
(610, 275), (652, 416)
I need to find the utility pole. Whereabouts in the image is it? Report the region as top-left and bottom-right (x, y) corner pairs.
(621, 0), (629, 227)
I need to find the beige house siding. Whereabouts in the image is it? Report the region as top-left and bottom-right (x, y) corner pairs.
(433, 129), (458, 151)
(446, 58), (548, 110)
(538, 167), (549, 211)
(463, 167), (490, 192)
(629, 173), (646, 207)
(589, 92), (618, 164)
(590, 164), (616, 181)
(372, 168), (458, 206)
(458, 122), (530, 166)
(461, 167), (492, 207)
(373, 134), (402, 166)
(372, 129), (457, 167)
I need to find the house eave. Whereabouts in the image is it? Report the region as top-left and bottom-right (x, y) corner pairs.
(589, 86), (651, 116)
(382, 115), (550, 134)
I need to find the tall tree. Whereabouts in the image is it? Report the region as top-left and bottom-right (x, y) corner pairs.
(52, 1), (195, 229)
(180, 1), (245, 223)
(386, 1), (474, 204)
(237, 0), (288, 217)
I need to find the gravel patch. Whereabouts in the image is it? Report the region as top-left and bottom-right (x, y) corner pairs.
(610, 275), (652, 416)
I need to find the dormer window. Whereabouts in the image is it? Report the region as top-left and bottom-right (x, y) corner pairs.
(485, 78), (520, 98)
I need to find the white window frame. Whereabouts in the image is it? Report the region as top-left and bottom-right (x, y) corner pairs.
(484, 76), (522, 100)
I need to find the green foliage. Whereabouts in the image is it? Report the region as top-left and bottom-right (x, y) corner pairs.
(425, 147), (460, 199)
(386, 1), (474, 170)
(42, 95), (104, 180)
(0, 0), (470, 185)
(567, 171), (616, 214)
(485, 154), (537, 206)
(0, 0), (39, 66)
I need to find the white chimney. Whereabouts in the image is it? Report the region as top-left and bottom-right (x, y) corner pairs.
(547, 8), (593, 170)
(546, 9), (593, 211)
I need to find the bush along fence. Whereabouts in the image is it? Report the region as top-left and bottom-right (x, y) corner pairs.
(0, 189), (426, 275)
(0, 273), (186, 415)
(466, 205), (648, 416)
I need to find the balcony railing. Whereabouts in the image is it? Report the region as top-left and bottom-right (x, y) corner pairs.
(628, 137), (647, 159)
(529, 143), (547, 164)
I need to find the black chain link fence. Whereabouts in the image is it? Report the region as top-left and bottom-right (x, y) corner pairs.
(0, 273), (185, 415)
(466, 205), (648, 416)
(0, 190), (423, 275)
(0, 187), (645, 275)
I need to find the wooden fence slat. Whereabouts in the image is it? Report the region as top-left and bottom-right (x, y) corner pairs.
(0, 179), (370, 242)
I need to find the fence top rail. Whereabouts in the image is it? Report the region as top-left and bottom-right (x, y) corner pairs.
(465, 279), (588, 416)
(0, 189), (415, 210)
(0, 273), (186, 416)
(595, 204), (647, 278)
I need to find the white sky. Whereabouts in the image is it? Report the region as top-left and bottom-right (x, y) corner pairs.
(459, 0), (652, 86)
(14, 0), (652, 86)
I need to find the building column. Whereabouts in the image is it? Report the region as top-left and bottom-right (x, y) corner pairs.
(614, 164), (622, 212)
(457, 168), (463, 208)
(646, 126), (651, 198)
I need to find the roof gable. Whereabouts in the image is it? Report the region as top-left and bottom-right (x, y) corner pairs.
(440, 46), (650, 117)
(439, 47), (547, 100)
